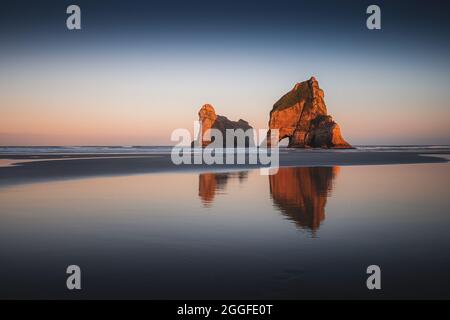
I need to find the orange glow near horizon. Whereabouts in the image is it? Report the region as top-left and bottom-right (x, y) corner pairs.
(1, 49), (450, 146)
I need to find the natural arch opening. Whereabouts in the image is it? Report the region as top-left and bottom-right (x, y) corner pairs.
(279, 137), (290, 147)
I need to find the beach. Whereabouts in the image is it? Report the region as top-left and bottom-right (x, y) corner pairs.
(0, 148), (449, 299)
(0, 148), (448, 187)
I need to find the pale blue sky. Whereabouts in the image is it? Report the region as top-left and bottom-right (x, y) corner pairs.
(1, 0), (449, 145)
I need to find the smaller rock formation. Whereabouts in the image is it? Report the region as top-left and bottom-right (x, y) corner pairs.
(268, 77), (351, 148)
(196, 104), (254, 147)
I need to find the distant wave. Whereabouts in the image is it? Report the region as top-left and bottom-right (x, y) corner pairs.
(0, 146), (175, 155)
(0, 145), (449, 155)
(354, 145), (450, 152)
(356, 145), (450, 149)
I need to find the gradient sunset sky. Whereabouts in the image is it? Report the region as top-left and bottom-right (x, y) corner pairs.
(1, 0), (449, 146)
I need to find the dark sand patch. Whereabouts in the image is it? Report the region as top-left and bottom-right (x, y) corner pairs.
(0, 151), (448, 187)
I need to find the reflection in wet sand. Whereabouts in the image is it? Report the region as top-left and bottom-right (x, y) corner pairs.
(198, 167), (338, 232)
(269, 167), (339, 232)
(198, 172), (248, 206)
(1, 163), (450, 299)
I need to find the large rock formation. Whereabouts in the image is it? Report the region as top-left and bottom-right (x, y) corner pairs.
(196, 104), (253, 147)
(268, 77), (351, 148)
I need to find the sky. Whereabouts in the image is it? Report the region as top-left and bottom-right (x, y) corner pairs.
(1, 0), (449, 146)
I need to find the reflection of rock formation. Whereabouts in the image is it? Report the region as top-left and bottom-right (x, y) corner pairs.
(198, 167), (338, 232)
(269, 167), (339, 232)
(268, 77), (351, 148)
(198, 171), (248, 206)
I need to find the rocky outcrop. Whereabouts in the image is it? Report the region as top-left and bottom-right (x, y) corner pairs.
(268, 77), (351, 148)
(196, 104), (253, 147)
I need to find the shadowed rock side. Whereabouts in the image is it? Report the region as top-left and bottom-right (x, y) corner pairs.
(269, 167), (339, 232)
(198, 171), (248, 206)
(196, 104), (254, 147)
(268, 77), (351, 148)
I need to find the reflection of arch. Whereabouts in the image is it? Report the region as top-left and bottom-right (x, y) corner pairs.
(269, 167), (339, 232)
(197, 167), (338, 233)
(198, 172), (248, 206)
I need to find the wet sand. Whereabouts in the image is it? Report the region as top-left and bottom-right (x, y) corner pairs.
(0, 150), (448, 187)
(0, 157), (450, 298)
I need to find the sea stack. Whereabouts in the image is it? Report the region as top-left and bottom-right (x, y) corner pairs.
(196, 104), (253, 147)
(268, 77), (351, 148)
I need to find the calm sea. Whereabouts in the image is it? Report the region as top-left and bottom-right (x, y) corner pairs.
(0, 161), (449, 298)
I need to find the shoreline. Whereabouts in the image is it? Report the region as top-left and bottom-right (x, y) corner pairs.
(0, 151), (448, 187)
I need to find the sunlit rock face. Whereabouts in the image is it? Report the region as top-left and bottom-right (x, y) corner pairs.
(268, 77), (351, 148)
(198, 104), (218, 147)
(197, 104), (253, 147)
(269, 167), (339, 232)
